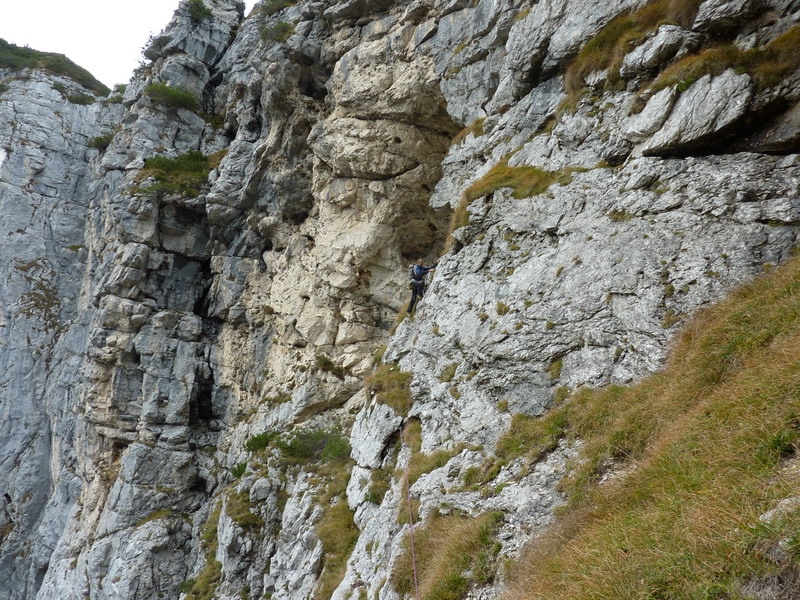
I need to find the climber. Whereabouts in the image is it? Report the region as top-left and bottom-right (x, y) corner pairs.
(407, 258), (438, 315)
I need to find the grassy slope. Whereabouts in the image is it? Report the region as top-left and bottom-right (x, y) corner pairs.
(0, 38), (109, 95)
(504, 254), (800, 599)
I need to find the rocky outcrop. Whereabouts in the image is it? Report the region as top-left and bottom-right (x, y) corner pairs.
(1, 0), (799, 599)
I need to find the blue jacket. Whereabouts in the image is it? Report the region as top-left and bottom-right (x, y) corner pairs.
(411, 264), (436, 281)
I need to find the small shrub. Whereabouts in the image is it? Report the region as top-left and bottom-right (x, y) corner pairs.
(137, 150), (211, 196)
(245, 431), (278, 452)
(88, 132), (113, 152)
(144, 81), (200, 111)
(261, 0), (296, 16)
(316, 354), (346, 379)
(231, 462), (247, 478)
(261, 21), (295, 43)
(276, 429), (350, 463)
(66, 91), (95, 105)
(188, 0), (213, 21)
(496, 301), (510, 316)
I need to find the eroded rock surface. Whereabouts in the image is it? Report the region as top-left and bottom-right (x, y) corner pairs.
(1, 0), (799, 599)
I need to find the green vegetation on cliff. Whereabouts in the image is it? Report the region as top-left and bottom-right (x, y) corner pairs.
(503, 254), (800, 599)
(0, 38), (109, 95)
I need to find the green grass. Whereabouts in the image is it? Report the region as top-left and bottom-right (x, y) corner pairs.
(439, 363), (458, 383)
(314, 499), (359, 600)
(226, 489), (264, 531)
(143, 81), (201, 111)
(316, 354), (346, 379)
(136, 150), (212, 196)
(184, 502), (222, 600)
(276, 429), (350, 463)
(451, 117), (486, 145)
(0, 38), (109, 95)
(502, 253), (800, 599)
(392, 511), (504, 600)
(365, 363), (413, 415)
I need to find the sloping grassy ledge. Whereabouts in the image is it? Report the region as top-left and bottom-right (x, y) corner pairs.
(502, 254), (800, 599)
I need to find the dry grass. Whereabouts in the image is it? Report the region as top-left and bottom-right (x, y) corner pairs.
(392, 511), (503, 600)
(445, 160), (582, 250)
(502, 254), (800, 599)
(365, 363), (413, 415)
(462, 157), (574, 204)
(314, 499), (359, 600)
(564, 0), (702, 95)
(451, 117), (486, 145)
(649, 24), (800, 94)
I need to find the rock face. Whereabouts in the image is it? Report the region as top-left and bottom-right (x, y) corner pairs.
(0, 0), (799, 599)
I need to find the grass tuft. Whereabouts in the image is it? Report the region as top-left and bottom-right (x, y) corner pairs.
(261, 21), (295, 43)
(144, 81), (201, 111)
(462, 157), (576, 203)
(136, 150), (211, 196)
(365, 363), (413, 415)
(564, 0), (701, 96)
(649, 25), (800, 94)
(314, 499), (359, 600)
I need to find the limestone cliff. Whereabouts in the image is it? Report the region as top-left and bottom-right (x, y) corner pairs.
(0, 0), (798, 599)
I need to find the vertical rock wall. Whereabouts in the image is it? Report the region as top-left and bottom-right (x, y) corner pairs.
(0, 0), (798, 599)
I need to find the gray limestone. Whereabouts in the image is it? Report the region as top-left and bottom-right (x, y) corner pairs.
(1, 1), (800, 599)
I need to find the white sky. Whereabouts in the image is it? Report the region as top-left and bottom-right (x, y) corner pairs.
(1, 0), (257, 89)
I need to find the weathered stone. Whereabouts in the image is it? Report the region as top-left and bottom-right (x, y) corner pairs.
(692, 0), (766, 33)
(642, 70), (754, 155)
(619, 25), (703, 80)
(4, 2), (800, 600)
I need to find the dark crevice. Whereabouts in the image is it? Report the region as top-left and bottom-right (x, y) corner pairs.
(190, 367), (215, 424)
